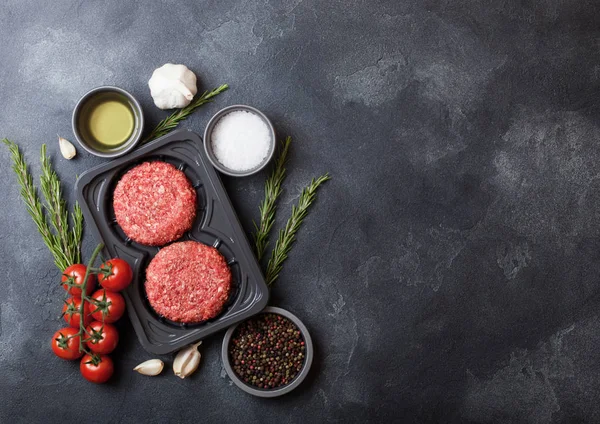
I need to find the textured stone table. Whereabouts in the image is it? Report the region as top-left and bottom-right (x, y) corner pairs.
(1, 1), (600, 423)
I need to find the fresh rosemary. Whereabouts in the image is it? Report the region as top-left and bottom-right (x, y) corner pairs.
(3, 139), (83, 270)
(143, 84), (229, 143)
(253, 136), (292, 261)
(264, 173), (330, 286)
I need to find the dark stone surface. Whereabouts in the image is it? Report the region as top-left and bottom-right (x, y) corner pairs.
(1, 1), (600, 422)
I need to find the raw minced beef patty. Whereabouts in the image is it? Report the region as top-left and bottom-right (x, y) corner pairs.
(145, 241), (232, 323)
(113, 161), (196, 246)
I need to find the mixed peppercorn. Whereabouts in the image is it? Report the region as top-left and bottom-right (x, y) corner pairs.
(229, 313), (306, 389)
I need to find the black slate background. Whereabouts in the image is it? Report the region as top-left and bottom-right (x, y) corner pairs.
(2, 1), (600, 423)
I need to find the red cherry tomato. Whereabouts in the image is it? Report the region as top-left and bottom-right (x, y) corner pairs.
(51, 327), (83, 360)
(62, 297), (91, 328)
(80, 354), (114, 384)
(85, 321), (119, 354)
(98, 258), (133, 292)
(90, 289), (126, 323)
(62, 264), (96, 296)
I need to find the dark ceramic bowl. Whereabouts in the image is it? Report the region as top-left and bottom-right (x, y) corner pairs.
(72, 86), (144, 158)
(221, 306), (314, 397)
(204, 105), (276, 177)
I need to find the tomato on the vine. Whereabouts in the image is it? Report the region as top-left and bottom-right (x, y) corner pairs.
(90, 289), (125, 323)
(62, 297), (91, 328)
(98, 258), (133, 292)
(51, 327), (83, 360)
(62, 264), (96, 296)
(80, 354), (114, 384)
(85, 321), (119, 354)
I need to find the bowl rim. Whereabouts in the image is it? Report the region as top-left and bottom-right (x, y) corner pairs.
(221, 306), (314, 397)
(203, 104), (276, 177)
(72, 85), (145, 159)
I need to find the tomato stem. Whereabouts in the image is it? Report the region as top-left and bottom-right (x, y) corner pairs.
(78, 243), (104, 353)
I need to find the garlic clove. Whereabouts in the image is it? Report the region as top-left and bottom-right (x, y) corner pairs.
(58, 136), (76, 160)
(133, 359), (164, 376)
(173, 340), (202, 379)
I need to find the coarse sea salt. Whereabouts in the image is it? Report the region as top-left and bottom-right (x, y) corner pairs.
(211, 110), (271, 172)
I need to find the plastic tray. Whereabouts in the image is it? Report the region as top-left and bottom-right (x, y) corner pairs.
(75, 129), (269, 354)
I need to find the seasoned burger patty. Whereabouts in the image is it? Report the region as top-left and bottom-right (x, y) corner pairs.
(113, 161), (196, 246)
(145, 241), (232, 323)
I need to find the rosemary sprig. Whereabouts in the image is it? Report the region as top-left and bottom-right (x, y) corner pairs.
(143, 84), (229, 143)
(40, 144), (76, 264)
(3, 139), (62, 267)
(265, 174), (330, 286)
(3, 139), (83, 270)
(70, 203), (84, 264)
(253, 136), (292, 260)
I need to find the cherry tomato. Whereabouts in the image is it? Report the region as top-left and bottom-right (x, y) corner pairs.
(98, 258), (133, 292)
(62, 297), (91, 328)
(85, 321), (119, 354)
(80, 354), (114, 384)
(90, 289), (126, 323)
(62, 264), (96, 296)
(51, 327), (83, 360)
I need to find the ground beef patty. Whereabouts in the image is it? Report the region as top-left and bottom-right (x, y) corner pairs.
(145, 241), (232, 323)
(113, 161), (196, 246)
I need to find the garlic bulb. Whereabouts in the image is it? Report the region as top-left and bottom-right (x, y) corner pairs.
(133, 359), (164, 376)
(148, 63), (198, 110)
(173, 341), (202, 379)
(58, 136), (76, 160)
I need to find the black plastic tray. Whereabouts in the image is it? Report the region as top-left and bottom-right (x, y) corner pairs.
(75, 129), (269, 354)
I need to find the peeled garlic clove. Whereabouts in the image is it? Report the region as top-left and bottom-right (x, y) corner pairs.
(173, 340), (202, 379)
(58, 136), (76, 160)
(133, 359), (164, 376)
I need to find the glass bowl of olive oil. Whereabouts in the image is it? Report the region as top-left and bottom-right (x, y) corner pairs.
(72, 86), (144, 158)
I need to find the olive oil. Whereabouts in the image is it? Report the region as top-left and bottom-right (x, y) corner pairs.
(78, 92), (135, 151)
